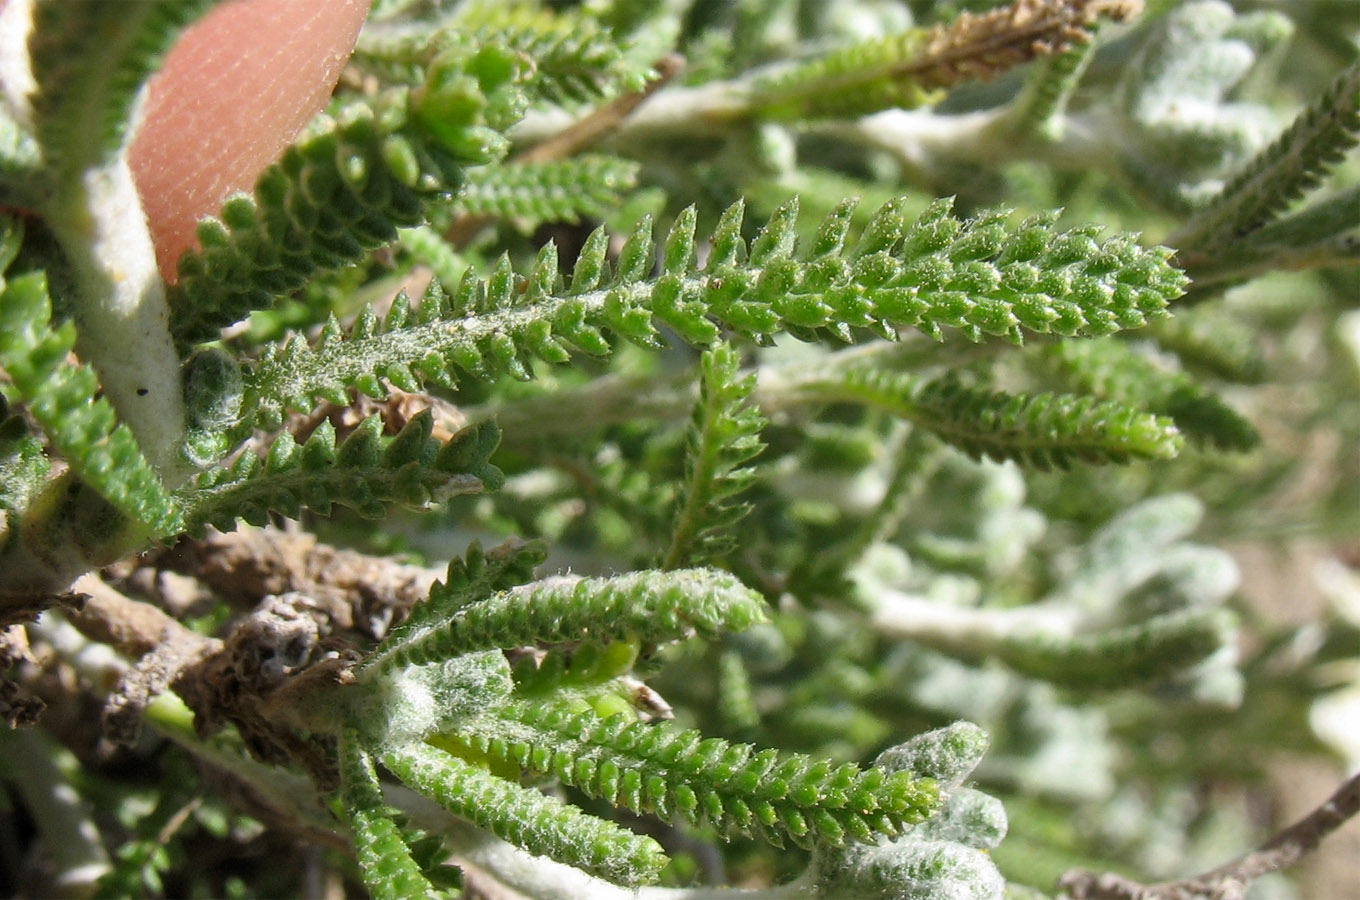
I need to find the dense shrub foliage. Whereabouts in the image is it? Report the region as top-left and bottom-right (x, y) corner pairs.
(1, 1), (1357, 898)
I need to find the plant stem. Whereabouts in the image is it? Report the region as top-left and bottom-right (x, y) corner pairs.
(870, 586), (1079, 655)
(0, 727), (112, 898)
(0, 0), (36, 130)
(45, 154), (189, 482)
(469, 338), (998, 448)
(1059, 768), (1360, 899)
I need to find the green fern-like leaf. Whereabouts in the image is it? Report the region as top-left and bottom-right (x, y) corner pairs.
(786, 367), (1183, 470)
(663, 343), (766, 569)
(750, 29), (941, 121)
(175, 414), (502, 537)
(394, 538), (548, 637)
(361, 568), (768, 678)
(1175, 63), (1360, 249)
(1006, 34), (1098, 141)
(357, 6), (651, 107)
(715, 647), (762, 735)
(906, 376), (1184, 470)
(169, 44), (529, 349)
(453, 155), (640, 225)
(459, 704), (939, 849)
(996, 608), (1236, 689)
(0, 271), (181, 535)
(338, 730), (441, 900)
(236, 197), (1185, 432)
(29, 0), (219, 171)
(382, 741), (667, 886)
(1042, 338), (1260, 451)
(478, 10), (653, 106)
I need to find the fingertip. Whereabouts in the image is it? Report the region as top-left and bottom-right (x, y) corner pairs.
(130, 0), (371, 280)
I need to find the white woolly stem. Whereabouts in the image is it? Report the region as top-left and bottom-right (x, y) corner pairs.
(0, 728), (113, 897)
(0, 0), (36, 129)
(47, 152), (190, 483)
(820, 105), (1116, 182)
(511, 82), (1119, 186)
(869, 586), (1078, 656)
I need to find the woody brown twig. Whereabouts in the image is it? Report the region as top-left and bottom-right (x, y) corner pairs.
(64, 573), (222, 745)
(1060, 770), (1360, 900)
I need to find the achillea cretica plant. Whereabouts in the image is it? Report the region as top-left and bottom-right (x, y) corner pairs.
(1, 0), (1358, 898)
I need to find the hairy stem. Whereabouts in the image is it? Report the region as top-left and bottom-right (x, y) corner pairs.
(0, 727), (111, 898)
(870, 586), (1079, 654)
(0, 0), (36, 130)
(45, 155), (188, 481)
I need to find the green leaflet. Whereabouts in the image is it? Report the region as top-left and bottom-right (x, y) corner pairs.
(907, 376), (1184, 470)
(785, 367), (1184, 470)
(452, 155), (641, 225)
(747, 0), (1130, 123)
(394, 225), (468, 287)
(381, 742), (667, 886)
(29, 0), (220, 173)
(995, 608), (1236, 689)
(175, 414), (503, 537)
(714, 646), (762, 734)
(1041, 338), (1260, 452)
(663, 343), (766, 569)
(1006, 33), (1099, 141)
(0, 268), (181, 535)
(1146, 311), (1265, 384)
(750, 29), (941, 121)
(1178, 182), (1360, 296)
(360, 567), (768, 677)
(390, 538), (547, 637)
(236, 197), (1185, 434)
(338, 730), (441, 900)
(462, 703), (940, 849)
(169, 43), (529, 350)
(356, 4), (652, 107)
